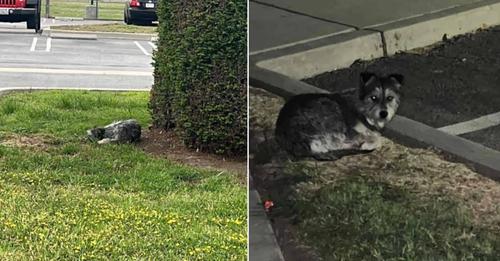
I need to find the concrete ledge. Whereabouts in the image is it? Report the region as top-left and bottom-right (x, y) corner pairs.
(374, 0), (500, 55)
(49, 31), (98, 40)
(0, 28), (38, 34)
(386, 116), (500, 180)
(250, 65), (328, 99)
(255, 30), (384, 80)
(44, 28), (157, 41)
(53, 17), (85, 21)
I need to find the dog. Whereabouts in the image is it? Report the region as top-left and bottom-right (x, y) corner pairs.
(275, 72), (403, 161)
(87, 119), (141, 144)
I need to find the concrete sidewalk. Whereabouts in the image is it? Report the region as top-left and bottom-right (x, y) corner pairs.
(250, 0), (491, 54)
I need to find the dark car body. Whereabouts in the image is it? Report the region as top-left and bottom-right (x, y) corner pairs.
(0, 0), (41, 31)
(124, 0), (157, 25)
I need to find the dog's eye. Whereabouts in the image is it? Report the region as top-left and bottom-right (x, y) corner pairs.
(387, 96), (394, 101)
(370, 96), (378, 101)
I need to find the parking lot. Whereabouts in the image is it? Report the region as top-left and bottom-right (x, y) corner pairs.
(0, 26), (154, 89)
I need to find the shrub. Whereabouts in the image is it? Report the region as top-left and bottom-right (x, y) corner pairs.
(150, 0), (247, 155)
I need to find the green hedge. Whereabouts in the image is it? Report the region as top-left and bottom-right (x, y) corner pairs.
(150, 0), (247, 155)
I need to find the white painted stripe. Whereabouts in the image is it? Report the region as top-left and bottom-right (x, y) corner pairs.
(438, 111), (500, 135)
(249, 28), (353, 56)
(30, 37), (38, 52)
(0, 67), (152, 76)
(45, 37), (52, 52)
(148, 41), (157, 49)
(134, 41), (150, 56)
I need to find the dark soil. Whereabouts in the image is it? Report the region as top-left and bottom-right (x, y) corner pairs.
(461, 125), (500, 151)
(139, 128), (246, 183)
(304, 26), (500, 128)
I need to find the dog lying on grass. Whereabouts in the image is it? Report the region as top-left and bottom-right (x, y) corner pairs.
(87, 119), (141, 144)
(275, 72), (403, 161)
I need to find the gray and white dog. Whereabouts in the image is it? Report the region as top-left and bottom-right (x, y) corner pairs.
(87, 119), (141, 144)
(275, 72), (403, 161)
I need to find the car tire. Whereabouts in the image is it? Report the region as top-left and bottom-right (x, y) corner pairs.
(26, 2), (41, 32)
(124, 10), (133, 25)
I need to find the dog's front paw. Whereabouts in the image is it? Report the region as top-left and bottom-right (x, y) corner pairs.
(360, 142), (380, 151)
(97, 138), (111, 145)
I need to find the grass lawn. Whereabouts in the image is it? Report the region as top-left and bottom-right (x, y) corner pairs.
(41, 0), (124, 20)
(250, 87), (500, 260)
(283, 164), (500, 260)
(0, 91), (246, 260)
(51, 24), (158, 34)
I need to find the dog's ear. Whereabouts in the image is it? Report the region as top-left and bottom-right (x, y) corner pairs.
(360, 72), (377, 86)
(388, 74), (404, 87)
(359, 72), (377, 99)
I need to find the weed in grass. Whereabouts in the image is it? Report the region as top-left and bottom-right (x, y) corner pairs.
(0, 99), (20, 115)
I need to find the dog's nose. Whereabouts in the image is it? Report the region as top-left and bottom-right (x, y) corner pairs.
(379, 111), (388, 119)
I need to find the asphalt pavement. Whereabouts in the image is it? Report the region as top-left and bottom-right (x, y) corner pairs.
(0, 27), (154, 89)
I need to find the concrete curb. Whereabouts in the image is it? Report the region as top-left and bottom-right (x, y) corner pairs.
(249, 176), (285, 261)
(250, 65), (328, 98)
(249, 70), (500, 180)
(385, 116), (500, 181)
(52, 17), (85, 21)
(255, 30), (383, 80)
(0, 28), (38, 35)
(372, 0), (500, 55)
(0, 87), (150, 96)
(42, 28), (157, 41)
(251, 0), (500, 79)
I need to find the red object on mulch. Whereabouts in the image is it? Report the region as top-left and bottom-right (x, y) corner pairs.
(264, 200), (274, 212)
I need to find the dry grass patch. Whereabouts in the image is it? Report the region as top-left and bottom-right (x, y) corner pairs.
(0, 133), (57, 152)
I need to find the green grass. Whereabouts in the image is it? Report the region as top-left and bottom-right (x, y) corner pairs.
(51, 24), (158, 34)
(0, 91), (246, 260)
(41, 0), (124, 20)
(283, 164), (500, 260)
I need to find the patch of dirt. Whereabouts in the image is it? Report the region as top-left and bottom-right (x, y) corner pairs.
(138, 128), (246, 182)
(0, 134), (56, 151)
(250, 87), (500, 260)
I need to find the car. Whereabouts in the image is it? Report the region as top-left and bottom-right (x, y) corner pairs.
(0, 0), (41, 32)
(124, 0), (157, 25)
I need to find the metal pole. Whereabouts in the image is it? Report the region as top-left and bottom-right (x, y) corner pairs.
(95, 0), (98, 20)
(45, 0), (50, 18)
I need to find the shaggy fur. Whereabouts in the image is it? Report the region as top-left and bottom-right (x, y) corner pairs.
(275, 72), (404, 161)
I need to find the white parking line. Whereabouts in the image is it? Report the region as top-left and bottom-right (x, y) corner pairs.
(46, 37), (52, 52)
(134, 41), (150, 56)
(438, 111), (500, 135)
(30, 37), (38, 52)
(0, 67), (152, 76)
(148, 41), (157, 49)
